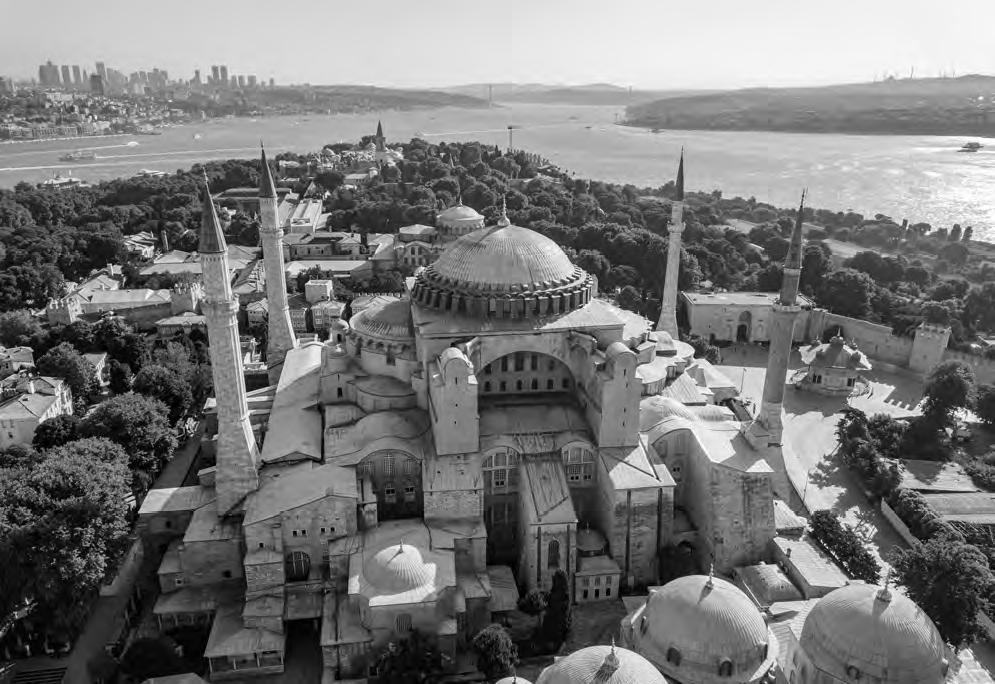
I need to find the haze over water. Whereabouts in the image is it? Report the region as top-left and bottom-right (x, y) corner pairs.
(2, 103), (993, 240)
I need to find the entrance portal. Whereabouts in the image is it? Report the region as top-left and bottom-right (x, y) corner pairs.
(737, 310), (752, 342)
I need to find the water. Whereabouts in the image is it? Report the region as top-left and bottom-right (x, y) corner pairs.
(2, 104), (994, 240)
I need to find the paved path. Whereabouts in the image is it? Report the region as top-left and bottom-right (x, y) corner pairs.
(717, 343), (925, 568)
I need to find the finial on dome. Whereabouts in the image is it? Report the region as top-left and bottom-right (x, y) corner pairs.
(878, 567), (893, 602)
(707, 563), (715, 588)
(592, 638), (621, 683)
(497, 195), (510, 227)
(398, 539), (405, 553)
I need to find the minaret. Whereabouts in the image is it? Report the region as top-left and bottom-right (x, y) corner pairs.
(199, 176), (260, 516)
(747, 191), (806, 450)
(374, 120), (387, 165)
(656, 150), (685, 337)
(258, 145), (297, 385)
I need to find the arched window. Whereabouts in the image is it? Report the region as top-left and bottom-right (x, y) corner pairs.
(516, 379), (523, 391)
(531, 378), (538, 390)
(639, 615), (649, 635)
(548, 539), (560, 568)
(666, 647), (681, 666)
(718, 659), (734, 677)
(285, 551), (311, 582)
(845, 665), (862, 680)
(396, 613), (412, 633)
(485, 381), (492, 392)
(562, 378), (570, 389)
(547, 378), (554, 390)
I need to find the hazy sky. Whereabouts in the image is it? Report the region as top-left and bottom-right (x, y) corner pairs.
(4, 0), (995, 90)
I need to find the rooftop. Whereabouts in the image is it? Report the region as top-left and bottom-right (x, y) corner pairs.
(0, 391), (58, 419)
(920, 492), (995, 524)
(520, 460), (577, 525)
(773, 535), (849, 593)
(683, 291), (815, 308)
(244, 462), (357, 525)
(260, 342), (323, 464)
(138, 486), (215, 516)
(900, 460), (980, 494)
(183, 503), (241, 544)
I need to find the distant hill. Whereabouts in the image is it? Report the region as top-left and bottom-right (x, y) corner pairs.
(625, 76), (995, 136)
(440, 83), (714, 106)
(251, 85), (490, 112)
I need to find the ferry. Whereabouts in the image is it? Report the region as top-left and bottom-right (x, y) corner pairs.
(59, 150), (97, 162)
(193, 133), (203, 140)
(134, 169), (169, 179)
(40, 173), (90, 190)
(959, 142), (984, 152)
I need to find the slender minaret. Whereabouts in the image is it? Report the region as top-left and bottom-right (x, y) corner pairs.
(199, 176), (260, 516)
(656, 150), (685, 337)
(374, 120), (387, 165)
(748, 191), (807, 449)
(258, 145), (297, 384)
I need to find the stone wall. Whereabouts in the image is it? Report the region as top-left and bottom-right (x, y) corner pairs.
(880, 499), (919, 547)
(804, 310), (915, 367)
(941, 350), (995, 384)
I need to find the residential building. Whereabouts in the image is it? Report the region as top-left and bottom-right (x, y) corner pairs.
(0, 374), (73, 449)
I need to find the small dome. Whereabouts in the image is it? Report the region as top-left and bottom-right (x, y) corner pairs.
(632, 575), (776, 682)
(438, 204), (483, 222)
(349, 298), (413, 343)
(329, 317), (350, 332)
(495, 677), (532, 684)
(800, 583), (947, 684)
(577, 528), (607, 555)
(362, 542), (436, 594)
(537, 644), (666, 684)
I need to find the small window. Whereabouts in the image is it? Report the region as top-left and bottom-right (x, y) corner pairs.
(222, 570), (232, 579)
(258, 542), (265, 549)
(516, 379), (523, 391)
(404, 459), (415, 475)
(320, 527), (326, 535)
(594, 576), (601, 586)
(583, 578), (590, 587)
(484, 364), (492, 375)
(165, 520), (173, 529)
(292, 530), (299, 538)
(396, 613), (412, 633)
(500, 381), (507, 391)
(666, 647), (681, 666)
(548, 539), (560, 568)
(337, 387), (343, 398)
(594, 589), (600, 598)
(845, 665), (861, 680)
(300, 529), (307, 538)
(383, 455), (395, 476)
(485, 381), (492, 392)
(531, 354), (538, 370)
(606, 587), (611, 597)
(718, 659), (734, 677)
(547, 378), (554, 390)
(562, 378), (570, 389)
(547, 359), (555, 371)
(501, 357), (508, 372)
(175, 577), (185, 587)
(531, 378), (538, 390)
(493, 470), (507, 488)
(606, 576), (612, 585)
(515, 353), (524, 371)
(583, 589), (589, 599)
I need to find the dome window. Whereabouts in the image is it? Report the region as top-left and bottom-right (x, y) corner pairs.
(718, 659), (734, 677)
(666, 647), (681, 666)
(845, 665), (862, 680)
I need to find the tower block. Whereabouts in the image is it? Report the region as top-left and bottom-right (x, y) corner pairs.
(746, 192), (807, 452)
(657, 151), (685, 337)
(199, 178), (260, 516)
(258, 146), (297, 384)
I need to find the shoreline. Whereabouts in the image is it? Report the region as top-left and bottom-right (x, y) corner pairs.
(0, 132), (138, 146)
(618, 120), (995, 140)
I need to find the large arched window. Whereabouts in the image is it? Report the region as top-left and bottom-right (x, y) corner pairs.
(396, 613), (412, 633)
(718, 659), (734, 677)
(548, 539), (560, 568)
(285, 551), (311, 582)
(483, 448), (519, 493)
(666, 647), (681, 666)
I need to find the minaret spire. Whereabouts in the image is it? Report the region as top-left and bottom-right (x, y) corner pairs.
(744, 189), (809, 493)
(258, 145), (298, 384)
(656, 150), (685, 337)
(199, 175), (260, 516)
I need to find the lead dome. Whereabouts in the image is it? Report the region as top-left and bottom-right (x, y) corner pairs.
(361, 542), (436, 594)
(537, 644), (667, 684)
(631, 575), (777, 683)
(799, 582), (948, 684)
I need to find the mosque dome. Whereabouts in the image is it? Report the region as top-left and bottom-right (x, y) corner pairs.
(799, 582), (948, 684)
(362, 542), (436, 594)
(349, 298), (413, 344)
(537, 644), (666, 684)
(411, 218), (596, 319)
(495, 677), (533, 684)
(632, 574), (776, 683)
(438, 204), (484, 222)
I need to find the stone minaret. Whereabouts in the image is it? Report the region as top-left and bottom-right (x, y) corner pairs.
(656, 151), (685, 337)
(199, 176), (260, 516)
(747, 192), (807, 449)
(374, 120), (387, 165)
(258, 145), (297, 384)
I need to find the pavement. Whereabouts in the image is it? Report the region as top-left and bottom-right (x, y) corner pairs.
(717, 342), (925, 569)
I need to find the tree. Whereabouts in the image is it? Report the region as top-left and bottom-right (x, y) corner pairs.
(133, 364), (193, 423)
(976, 384), (995, 427)
(921, 360), (976, 429)
(32, 414), (80, 450)
(892, 533), (994, 647)
(107, 358), (133, 393)
(817, 268), (875, 319)
(36, 342), (99, 411)
(0, 443), (42, 468)
(809, 510), (881, 583)
(540, 570), (573, 646)
(606, 265), (639, 291)
(616, 285), (642, 313)
(518, 588), (547, 616)
(79, 393), (177, 482)
(949, 224), (963, 242)
(0, 310), (42, 348)
(472, 624), (518, 681)
(119, 637), (186, 683)
(963, 226), (974, 243)
(938, 242), (969, 267)
(372, 631), (442, 684)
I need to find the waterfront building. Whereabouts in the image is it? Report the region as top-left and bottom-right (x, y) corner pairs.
(72, 65), (82, 87)
(219, 65), (229, 86)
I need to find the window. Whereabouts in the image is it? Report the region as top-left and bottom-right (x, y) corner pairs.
(222, 570), (232, 579)
(500, 381), (507, 391)
(515, 353), (524, 371)
(531, 378), (538, 390)
(516, 379), (523, 391)
(606, 576), (612, 585)
(292, 530), (299, 538)
(501, 357), (508, 372)
(405, 484), (416, 501)
(583, 465), (593, 482)
(548, 359), (555, 371)
(567, 464), (581, 482)
(337, 387), (343, 398)
(396, 613), (412, 633)
(384, 482), (396, 502)
(813, 374), (822, 384)
(484, 364), (492, 375)
(562, 378), (570, 389)
(320, 527), (326, 535)
(404, 459), (415, 475)
(531, 354), (538, 370)
(386, 349), (396, 366)
(362, 461), (375, 476)
(718, 659), (734, 677)
(485, 381), (492, 392)
(666, 648), (681, 666)
(583, 589), (589, 599)
(606, 587), (611, 597)
(300, 529), (307, 538)
(845, 665), (862, 680)
(548, 539), (560, 568)
(547, 378), (554, 390)
(493, 470), (507, 488)
(594, 576), (601, 586)
(847, 377), (856, 387)
(383, 455), (395, 476)
(583, 578), (590, 587)
(165, 520), (173, 529)
(258, 542), (265, 549)
(594, 589), (600, 598)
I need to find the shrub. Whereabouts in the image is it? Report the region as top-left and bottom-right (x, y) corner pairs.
(809, 510), (881, 583)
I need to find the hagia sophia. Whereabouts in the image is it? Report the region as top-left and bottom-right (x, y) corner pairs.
(135, 139), (977, 684)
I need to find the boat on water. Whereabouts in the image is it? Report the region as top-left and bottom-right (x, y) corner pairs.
(41, 173), (89, 189)
(134, 169), (169, 179)
(193, 133), (203, 140)
(59, 150), (97, 162)
(959, 142), (984, 152)
(125, 141), (140, 147)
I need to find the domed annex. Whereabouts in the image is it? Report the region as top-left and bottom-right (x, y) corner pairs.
(411, 213), (595, 318)
(362, 541), (436, 594)
(537, 643), (667, 684)
(628, 574), (777, 684)
(796, 582), (948, 684)
(437, 202), (485, 239)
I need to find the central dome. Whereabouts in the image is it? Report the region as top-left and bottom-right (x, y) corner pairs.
(362, 542), (436, 594)
(412, 219), (596, 319)
(799, 583), (948, 684)
(537, 644), (667, 684)
(632, 575), (776, 683)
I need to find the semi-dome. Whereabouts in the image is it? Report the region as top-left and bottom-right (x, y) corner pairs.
(362, 542), (436, 594)
(348, 298), (413, 343)
(537, 644), (667, 684)
(799, 582), (948, 684)
(412, 218), (596, 319)
(632, 574), (776, 684)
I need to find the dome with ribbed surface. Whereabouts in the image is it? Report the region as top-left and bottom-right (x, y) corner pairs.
(631, 575), (776, 684)
(495, 677), (533, 684)
(438, 204), (483, 222)
(537, 644), (666, 684)
(799, 583), (947, 684)
(412, 223), (596, 318)
(349, 298), (413, 343)
(362, 543), (436, 594)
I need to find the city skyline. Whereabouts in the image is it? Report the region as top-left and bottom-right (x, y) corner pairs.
(3, 0), (995, 90)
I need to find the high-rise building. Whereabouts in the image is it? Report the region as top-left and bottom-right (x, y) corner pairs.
(39, 61), (59, 87)
(60, 65), (72, 88)
(211, 65), (220, 84)
(89, 73), (106, 96)
(0, 77), (13, 94)
(231, 76), (238, 89)
(95, 61), (106, 79)
(237, 75), (245, 88)
(269, 77), (275, 88)
(219, 65), (229, 86)
(193, 69), (202, 85)
(72, 65), (82, 87)
(248, 75), (257, 88)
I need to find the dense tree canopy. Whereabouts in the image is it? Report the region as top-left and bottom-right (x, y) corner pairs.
(35, 342), (99, 411)
(472, 624), (518, 681)
(133, 364), (194, 423)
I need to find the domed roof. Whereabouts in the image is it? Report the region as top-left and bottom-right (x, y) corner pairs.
(537, 644), (666, 684)
(632, 574), (776, 683)
(349, 298), (413, 343)
(438, 203), (483, 221)
(799, 582), (947, 684)
(362, 542), (436, 594)
(495, 677), (532, 684)
(329, 317), (350, 331)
